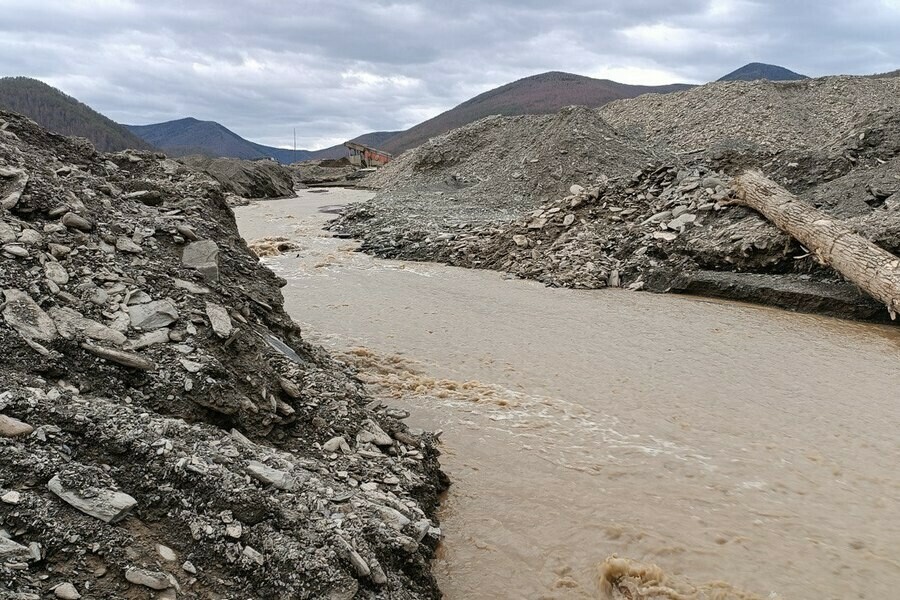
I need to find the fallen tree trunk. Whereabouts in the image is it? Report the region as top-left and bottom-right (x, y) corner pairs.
(731, 170), (900, 320)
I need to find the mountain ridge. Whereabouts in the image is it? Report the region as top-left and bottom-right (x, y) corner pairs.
(126, 117), (400, 163)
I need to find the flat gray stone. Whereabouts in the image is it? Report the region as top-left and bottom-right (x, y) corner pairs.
(0, 536), (30, 560)
(51, 307), (127, 345)
(44, 262), (70, 285)
(182, 240), (220, 282)
(125, 568), (171, 590)
(47, 475), (137, 523)
(53, 582), (81, 599)
(128, 299), (179, 330)
(125, 329), (171, 350)
(0, 414), (34, 438)
(2, 289), (57, 342)
(0, 221), (16, 243)
(0, 166), (27, 210)
(356, 419), (393, 447)
(246, 461), (296, 491)
(204, 301), (233, 338)
(172, 278), (211, 294)
(115, 236), (143, 254)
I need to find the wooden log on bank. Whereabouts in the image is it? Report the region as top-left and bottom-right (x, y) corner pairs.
(731, 170), (900, 320)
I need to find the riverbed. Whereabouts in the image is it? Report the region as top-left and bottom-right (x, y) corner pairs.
(235, 188), (900, 599)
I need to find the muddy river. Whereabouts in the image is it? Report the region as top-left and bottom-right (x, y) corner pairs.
(235, 188), (900, 599)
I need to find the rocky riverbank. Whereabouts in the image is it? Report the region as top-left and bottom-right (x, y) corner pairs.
(330, 75), (900, 321)
(0, 111), (446, 599)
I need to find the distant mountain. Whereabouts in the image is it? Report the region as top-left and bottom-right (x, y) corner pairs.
(127, 117), (400, 163)
(0, 77), (154, 152)
(718, 63), (808, 82)
(380, 71), (692, 155)
(126, 117), (306, 161)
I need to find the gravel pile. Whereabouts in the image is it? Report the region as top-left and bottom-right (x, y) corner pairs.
(178, 155), (296, 202)
(332, 74), (900, 320)
(0, 111), (446, 599)
(601, 75), (900, 155)
(361, 105), (657, 225)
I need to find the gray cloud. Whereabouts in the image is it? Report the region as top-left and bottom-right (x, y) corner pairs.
(0, 0), (898, 149)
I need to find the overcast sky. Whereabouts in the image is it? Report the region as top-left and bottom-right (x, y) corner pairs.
(1, 0), (898, 149)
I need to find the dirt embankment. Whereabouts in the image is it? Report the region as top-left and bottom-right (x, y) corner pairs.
(331, 75), (900, 321)
(0, 111), (446, 599)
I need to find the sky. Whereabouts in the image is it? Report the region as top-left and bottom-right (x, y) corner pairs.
(1, 0), (899, 150)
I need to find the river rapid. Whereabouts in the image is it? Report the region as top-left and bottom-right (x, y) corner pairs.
(235, 188), (900, 600)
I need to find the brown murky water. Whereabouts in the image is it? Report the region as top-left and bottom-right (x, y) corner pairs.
(235, 189), (900, 600)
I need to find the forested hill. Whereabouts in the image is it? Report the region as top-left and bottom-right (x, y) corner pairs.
(0, 77), (154, 152)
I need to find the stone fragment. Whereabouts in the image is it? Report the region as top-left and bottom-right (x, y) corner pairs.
(278, 376), (302, 398)
(116, 236), (143, 254)
(61, 212), (93, 232)
(2, 289), (57, 342)
(18, 229), (42, 245)
(52, 583), (81, 599)
(182, 240), (220, 282)
(242, 545), (264, 566)
(47, 475), (137, 523)
(157, 544), (177, 562)
(246, 461), (296, 491)
(125, 568), (171, 590)
(125, 290), (152, 305)
(0, 415), (33, 438)
(44, 262), (70, 285)
(176, 225), (199, 241)
(569, 184), (585, 195)
(608, 270), (621, 288)
(128, 299), (179, 330)
(0, 221), (16, 243)
(642, 210), (672, 225)
(179, 359), (202, 373)
(204, 301), (233, 338)
(563, 214), (576, 227)
(225, 522), (243, 538)
(0, 166), (27, 209)
(338, 538), (370, 578)
(0, 536), (30, 560)
(50, 307), (127, 345)
(1, 490), (22, 504)
(377, 505), (411, 530)
(2, 243), (28, 257)
(126, 329), (171, 350)
(356, 419), (393, 447)
(323, 436), (351, 454)
(172, 278), (210, 294)
(666, 212), (697, 230)
(0, 415), (34, 438)
(512, 234), (528, 247)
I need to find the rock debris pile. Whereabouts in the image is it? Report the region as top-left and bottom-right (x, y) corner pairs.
(178, 155), (296, 205)
(333, 75), (900, 320)
(0, 111), (446, 599)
